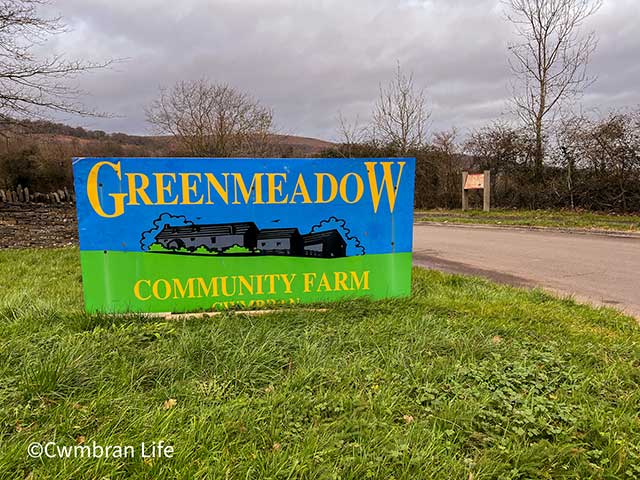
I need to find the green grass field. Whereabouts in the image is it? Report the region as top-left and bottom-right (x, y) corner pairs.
(416, 209), (640, 233)
(1, 248), (640, 479)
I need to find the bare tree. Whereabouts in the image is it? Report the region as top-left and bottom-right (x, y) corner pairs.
(431, 129), (461, 206)
(335, 111), (366, 158)
(504, 0), (601, 179)
(371, 64), (430, 154)
(0, 0), (111, 125)
(146, 79), (274, 157)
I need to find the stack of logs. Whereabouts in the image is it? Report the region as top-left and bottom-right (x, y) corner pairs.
(0, 185), (75, 204)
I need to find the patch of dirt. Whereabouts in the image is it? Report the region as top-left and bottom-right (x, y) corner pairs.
(0, 202), (78, 249)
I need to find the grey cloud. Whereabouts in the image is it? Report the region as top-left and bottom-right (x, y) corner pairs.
(40, 0), (640, 141)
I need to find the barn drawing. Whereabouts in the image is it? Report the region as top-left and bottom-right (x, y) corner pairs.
(155, 222), (258, 252)
(257, 228), (304, 256)
(302, 230), (347, 258)
(152, 221), (351, 258)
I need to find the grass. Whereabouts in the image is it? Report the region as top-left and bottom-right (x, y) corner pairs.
(416, 209), (640, 232)
(1, 248), (640, 479)
(148, 243), (255, 256)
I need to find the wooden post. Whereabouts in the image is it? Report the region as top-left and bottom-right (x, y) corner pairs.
(461, 171), (469, 211)
(483, 170), (491, 212)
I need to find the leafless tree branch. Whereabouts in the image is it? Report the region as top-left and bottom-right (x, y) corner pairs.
(370, 63), (430, 154)
(145, 78), (275, 157)
(0, 0), (113, 125)
(504, 0), (601, 178)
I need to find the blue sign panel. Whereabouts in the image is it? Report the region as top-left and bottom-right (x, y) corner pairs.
(73, 157), (415, 312)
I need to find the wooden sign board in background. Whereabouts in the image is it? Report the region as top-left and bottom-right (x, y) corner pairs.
(462, 170), (491, 212)
(464, 174), (485, 190)
(73, 157), (416, 313)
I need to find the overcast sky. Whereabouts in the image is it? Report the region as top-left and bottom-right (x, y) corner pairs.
(42, 0), (640, 141)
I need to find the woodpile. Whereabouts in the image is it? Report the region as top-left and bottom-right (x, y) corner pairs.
(0, 184), (75, 204)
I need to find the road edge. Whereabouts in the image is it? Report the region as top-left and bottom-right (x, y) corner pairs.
(414, 220), (640, 239)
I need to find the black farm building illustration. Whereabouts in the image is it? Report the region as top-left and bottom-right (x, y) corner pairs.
(152, 221), (349, 258)
(155, 222), (259, 252)
(257, 228), (304, 256)
(302, 230), (347, 258)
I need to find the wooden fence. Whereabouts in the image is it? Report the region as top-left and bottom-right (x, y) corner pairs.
(0, 185), (75, 204)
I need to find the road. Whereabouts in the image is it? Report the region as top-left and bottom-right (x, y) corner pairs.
(412, 224), (640, 318)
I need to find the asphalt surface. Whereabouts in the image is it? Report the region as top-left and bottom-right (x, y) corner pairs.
(413, 224), (640, 318)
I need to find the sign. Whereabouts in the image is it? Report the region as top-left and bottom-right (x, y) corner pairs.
(462, 170), (491, 212)
(464, 173), (485, 190)
(73, 157), (416, 313)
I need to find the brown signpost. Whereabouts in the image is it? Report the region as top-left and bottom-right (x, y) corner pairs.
(462, 170), (490, 212)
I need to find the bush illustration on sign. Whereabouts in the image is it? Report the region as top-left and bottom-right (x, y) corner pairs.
(310, 216), (365, 256)
(140, 213), (193, 251)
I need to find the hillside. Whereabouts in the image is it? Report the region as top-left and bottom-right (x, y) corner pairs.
(2, 120), (335, 157)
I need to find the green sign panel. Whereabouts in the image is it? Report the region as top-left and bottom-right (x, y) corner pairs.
(73, 157), (415, 313)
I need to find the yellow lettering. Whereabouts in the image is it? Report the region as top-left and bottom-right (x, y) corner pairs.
(290, 174), (312, 204)
(204, 173), (229, 204)
(334, 271), (349, 291)
(315, 173), (338, 204)
(125, 173), (153, 206)
(303, 272), (317, 292)
(318, 273), (332, 292)
(180, 173), (204, 204)
(339, 173), (364, 204)
(350, 271), (370, 291)
(365, 161), (405, 213)
(133, 279), (151, 300)
(86, 160), (126, 218)
(266, 173), (289, 204)
(280, 274), (296, 293)
(152, 279), (171, 300)
(238, 276), (253, 296)
(197, 277), (219, 298)
(172, 278), (195, 298)
(232, 173), (264, 204)
(220, 277), (236, 297)
(154, 173), (178, 205)
(264, 274), (277, 294)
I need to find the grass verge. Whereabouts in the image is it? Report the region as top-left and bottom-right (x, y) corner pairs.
(416, 209), (640, 233)
(0, 248), (639, 479)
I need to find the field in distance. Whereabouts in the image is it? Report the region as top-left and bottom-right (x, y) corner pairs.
(416, 208), (640, 233)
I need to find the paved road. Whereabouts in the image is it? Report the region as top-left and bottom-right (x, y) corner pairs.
(413, 224), (640, 318)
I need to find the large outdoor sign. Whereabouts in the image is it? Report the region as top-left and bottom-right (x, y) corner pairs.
(73, 157), (415, 313)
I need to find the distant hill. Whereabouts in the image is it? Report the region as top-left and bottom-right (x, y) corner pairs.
(3, 119), (335, 157)
(267, 134), (335, 156)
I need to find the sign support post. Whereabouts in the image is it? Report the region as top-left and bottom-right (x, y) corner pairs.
(461, 171), (469, 211)
(483, 170), (491, 212)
